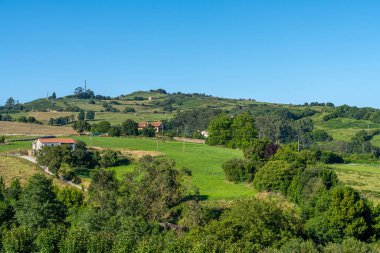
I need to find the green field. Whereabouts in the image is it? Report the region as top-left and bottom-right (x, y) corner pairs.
(313, 116), (380, 142)
(75, 136), (254, 200)
(332, 163), (380, 204)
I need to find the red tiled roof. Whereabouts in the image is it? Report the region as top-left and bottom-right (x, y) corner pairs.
(38, 138), (76, 144)
(138, 121), (163, 128)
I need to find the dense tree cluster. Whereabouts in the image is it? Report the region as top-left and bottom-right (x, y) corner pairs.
(0, 151), (379, 252)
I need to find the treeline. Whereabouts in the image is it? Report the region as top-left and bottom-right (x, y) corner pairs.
(206, 113), (332, 149)
(72, 119), (156, 137)
(36, 141), (123, 182)
(163, 108), (223, 137)
(0, 154), (380, 252)
(323, 104), (380, 123)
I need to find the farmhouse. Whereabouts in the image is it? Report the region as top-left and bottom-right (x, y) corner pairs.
(138, 121), (164, 133)
(32, 138), (76, 154)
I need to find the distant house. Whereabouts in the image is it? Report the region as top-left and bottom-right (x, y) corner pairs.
(138, 121), (164, 133)
(32, 138), (76, 154)
(148, 96), (154, 101)
(201, 130), (209, 138)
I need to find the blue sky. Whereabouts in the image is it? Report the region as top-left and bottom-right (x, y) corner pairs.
(1, 1), (380, 107)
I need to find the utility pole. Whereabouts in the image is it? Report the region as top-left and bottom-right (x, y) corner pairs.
(84, 80), (87, 92)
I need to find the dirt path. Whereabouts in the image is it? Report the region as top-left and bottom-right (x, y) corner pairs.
(18, 155), (86, 191)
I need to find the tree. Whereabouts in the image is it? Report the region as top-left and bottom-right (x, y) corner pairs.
(51, 92), (57, 99)
(72, 120), (91, 135)
(15, 174), (66, 229)
(142, 125), (156, 137)
(78, 110), (85, 121)
(36, 224), (66, 253)
(5, 97), (15, 108)
(306, 186), (373, 243)
(121, 119), (138, 136)
(109, 125), (121, 137)
(86, 110), (95, 120)
(99, 150), (119, 168)
(2, 226), (34, 253)
(230, 113), (258, 149)
(124, 107), (136, 113)
(222, 158), (254, 183)
(186, 198), (300, 251)
(206, 114), (233, 146)
(92, 121), (111, 134)
(253, 160), (297, 195)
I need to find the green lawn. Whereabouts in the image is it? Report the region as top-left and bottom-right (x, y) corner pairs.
(332, 163), (380, 204)
(75, 136), (254, 200)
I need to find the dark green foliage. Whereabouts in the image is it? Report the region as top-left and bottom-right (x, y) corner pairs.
(59, 226), (90, 253)
(312, 129), (333, 142)
(230, 113), (258, 148)
(108, 125), (121, 137)
(15, 174), (66, 229)
(121, 119), (139, 135)
(287, 167), (339, 206)
(222, 158), (254, 183)
(164, 108), (222, 137)
(124, 107), (136, 113)
(141, 125), (156, 137)
(86, 110), (95, 120)
(119, 157), (190, 222)
(56, 187), (84, 209)
(206, 113), (233, 146)
(253, 160), (298, 195)
(186, 198), (301, 252)
(36, 224), (66, 253)
(2, 226), (35, 253)
(78, 110), (85, 120)
(99, 150), (119, 168)
(72, 120), (91, 134)
(91, 121), (111, 134)
(306, 185), (373, 243)
(0, 136), (5, 143)
(323, 237), (376, 253)
(320, 151), (344, 164)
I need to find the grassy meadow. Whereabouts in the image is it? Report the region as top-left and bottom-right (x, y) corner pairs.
(332, 163), (380, 204)
(75, 136), (254, 200)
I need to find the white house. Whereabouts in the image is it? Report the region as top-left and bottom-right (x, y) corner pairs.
(32, 138), (76, 154)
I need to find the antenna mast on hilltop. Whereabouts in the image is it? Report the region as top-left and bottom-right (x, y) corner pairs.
(84, 80), (87, 92)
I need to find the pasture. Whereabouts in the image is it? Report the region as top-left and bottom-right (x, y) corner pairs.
(75, 136), (254, 200)
(332, 163), (380, 204)
(0, 121), (77, 136)
(313, 117), (380, 142)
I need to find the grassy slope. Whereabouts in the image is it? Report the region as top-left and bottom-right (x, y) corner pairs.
(332, 163), (380, 204)
(75, 136), (254, 200)
(312, 113), (380, 142)
(0, 156), (68, 188)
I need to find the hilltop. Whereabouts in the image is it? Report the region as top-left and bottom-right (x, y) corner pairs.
(2, 88), (380, 144)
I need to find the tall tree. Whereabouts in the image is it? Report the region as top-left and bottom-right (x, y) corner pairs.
(15, 174), (66, 228)
(121, 119), (138, 135)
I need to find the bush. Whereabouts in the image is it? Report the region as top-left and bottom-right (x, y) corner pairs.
(320, 151), (344, 164)
(222, 158), (254, 183)
(253, 160), (297, 195)
(124, 107), (136, 113)
(0, 136), (5, 143)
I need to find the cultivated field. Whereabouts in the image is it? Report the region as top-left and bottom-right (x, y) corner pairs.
(0, 121), (77, 136)
(75, 136), (254, 200)
(332, 163), (380, 204)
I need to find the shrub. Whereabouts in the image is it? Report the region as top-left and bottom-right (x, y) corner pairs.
(253, 160), (298, 195)
(222, 158), (254, 183)
(320, 151), (344, 164)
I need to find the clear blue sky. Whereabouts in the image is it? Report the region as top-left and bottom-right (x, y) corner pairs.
(1, 0), (380, 107)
